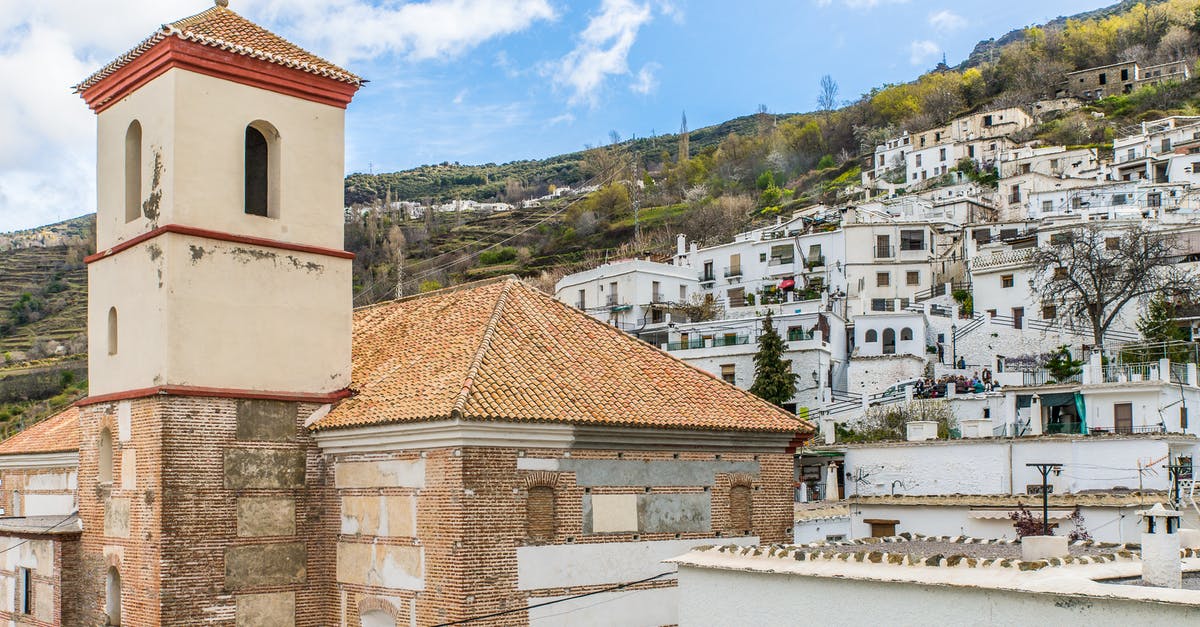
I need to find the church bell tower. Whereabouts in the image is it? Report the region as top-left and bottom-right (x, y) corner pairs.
(73, 2), (362, 623)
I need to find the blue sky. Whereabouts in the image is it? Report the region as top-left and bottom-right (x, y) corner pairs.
(0, 0), (1109, 231)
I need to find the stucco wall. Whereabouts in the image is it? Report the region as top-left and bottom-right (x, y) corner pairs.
(847, 355), (926, 395)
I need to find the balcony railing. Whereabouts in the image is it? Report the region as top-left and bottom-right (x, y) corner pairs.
(803, 256), (826, 270)
(605, 294), (619, 307)
(1044, 421), (1083, 435)
(874, 245), (894, 259)
(724, 266), (743, 278)
(1102, 362), (1158, 383)
(713, 334), (751, 347)
(1089, 424), (1167, 435)
(700, 272), (716, 283)
(768, 257), (795, 267)
(787, 328), (815, 342)
(665, 339), (708, 351)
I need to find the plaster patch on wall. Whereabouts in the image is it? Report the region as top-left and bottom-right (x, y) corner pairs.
(236, 591), (296, 627)
(335, 459), (425, 489)
(561, 459), (759, 487)
(117, 400), (132, 442)
(237, 497), (296, 537)
(517, 537), (757, 590)
(104, 497), (130, 538)
(340, 495), (415, 537)
(516, 457), (560, 471)
(236, 400), (297, 441)
(588, 494), (639, 533)
(225, 542), (307, 589)
(224, 449), (306, 489)
(336, 542), (423, 590)
(33, 581), (53, 621)
(638, 493), (711, 533)
(121, 448), (136, 490)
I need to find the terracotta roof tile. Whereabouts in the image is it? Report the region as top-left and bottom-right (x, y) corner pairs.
(75, 5), (361, 92)
(0, 407), (80, 456)
(315, 277), (811, 434)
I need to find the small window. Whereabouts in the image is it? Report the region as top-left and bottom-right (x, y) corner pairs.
(906, 271), (920, 286)
(526, 486), (556, 543)
(729, 484), (752, 531)
(1042, 305), (1057, 320)
(865, 329), (878, 342)
(106, 566), (122, 626)
(1001, 274), (1014, 288)
(107, 307), (118, 356)
(882, 328), (896, 354)
(876, 272), (890, 287)
(915, 154), (922, 167)
(1183, 407), (1189, 431)
(1054, 267), (1068, 280)
(1105, 237), (1120, 251)
(99, 428), (114, 484)
(124, 121), (142, 223)
(939, 148), (947, 161)
(244, 121), (280, 218)
(720, 364), (736, 384)
(18, 567), (31, 615)
(1148, 192), (1162, 207)
(1098, 72), (1107, 85)
(899, 229), (925, 251)
(900, 327), (913, 341)
(1042, 200), (1053, 212)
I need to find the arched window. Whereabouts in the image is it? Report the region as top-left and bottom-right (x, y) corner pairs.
(864, 329), (878, 342)
(105, 566), (122, 626)
(244, 121), (279, 218)
(882, 328), (896, 355)
(729, 484), (752, 532)
(107, 307), (118, 356)
(360, 610), (396, 627)
(526, 486), (556, 543)
(99, 428), (114, 484)
(125, 121), (142, 223)
(900, 327), (913, 341)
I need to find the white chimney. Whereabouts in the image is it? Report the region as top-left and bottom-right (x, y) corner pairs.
(905, 421), (938, 441)
(1139, 503), (1183, 588)
(676, 234), (687, 256)
(821, 416), (836, 445)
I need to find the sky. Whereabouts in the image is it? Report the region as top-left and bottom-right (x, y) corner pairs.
(0, 0), (1112, 232)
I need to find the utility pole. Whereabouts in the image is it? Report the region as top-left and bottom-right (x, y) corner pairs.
(1027, 462), (1063, 535)
(1165, 461), (1191, 508)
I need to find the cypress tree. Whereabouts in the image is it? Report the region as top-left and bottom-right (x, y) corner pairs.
(749, 313), (798, 407)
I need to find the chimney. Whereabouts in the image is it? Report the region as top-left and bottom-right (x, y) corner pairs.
(676, 234), (687, 256)
(1139, 503), (1183, 588)
(821, 416), (836, 445)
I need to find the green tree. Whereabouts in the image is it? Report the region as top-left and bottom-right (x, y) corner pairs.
(1124, 295), (1191, 362)
(1045, 345), (1084, 383)
(749, 313), (797, 407)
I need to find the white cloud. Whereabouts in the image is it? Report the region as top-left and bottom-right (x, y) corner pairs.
(255, 0), (556, 64)
(548, 113), (576, 126)
(453, 89), (468, 105)
(909, 39), (940, 66)
(815, 0), (909, 8)
(657, 0), (684, 23)
(929, 9), (966, 32)
(0, 0), (555, 231)
(551, 0), (655, 106)
(630, 62), (660, 95)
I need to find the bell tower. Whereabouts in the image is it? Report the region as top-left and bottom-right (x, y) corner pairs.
(73, 2), (362, 624)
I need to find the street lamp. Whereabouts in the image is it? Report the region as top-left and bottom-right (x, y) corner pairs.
(1027, 462), (1063, 535)
(950, 323), (957, 366)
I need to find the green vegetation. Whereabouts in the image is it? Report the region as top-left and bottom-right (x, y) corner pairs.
(749, 313), (798, 408)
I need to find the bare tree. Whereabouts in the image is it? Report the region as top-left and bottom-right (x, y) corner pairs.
(817, 75), (839, 119)
(1029, 223), (1200, 350)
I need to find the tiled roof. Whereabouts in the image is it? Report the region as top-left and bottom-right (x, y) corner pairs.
(74, 5), (361, 92)
(315, 277), (809, 434)
(0, 407), (80, 456)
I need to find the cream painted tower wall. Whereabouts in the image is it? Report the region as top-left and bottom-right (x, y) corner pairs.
(89, 67), (351, 396)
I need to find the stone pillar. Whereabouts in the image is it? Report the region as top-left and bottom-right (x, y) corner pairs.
(1139, 504), (1183, 589)
(1083, 353), (1102, 385)
(821, 416), (836, 445)
(1029, 395), (1043, 436)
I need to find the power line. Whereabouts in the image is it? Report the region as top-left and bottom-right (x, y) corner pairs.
(431, 571), (674, 626)
(0, 512), (78, 557)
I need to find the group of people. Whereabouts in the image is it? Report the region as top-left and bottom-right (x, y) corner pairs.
(913, 368), (997, 398)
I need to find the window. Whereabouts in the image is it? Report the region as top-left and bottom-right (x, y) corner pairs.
(1054, 267), (1068, 280)
(361, 611), (397, 627)
(882, 328), (896, 354)
(1148, 192), (1162, 207)
(720, 364), (736, 384)
(679, 285), (687, 301)
(1042, 200), (1053, 212)
(1113, 194), (1127, 205)
(915, 154), (922, 167)
(1042, 305), (1057, 320)
(1009, 184), (1021, 203)
(864, 329), (878, 342)
(107, 307), (118, 356)
(939, 148), (947, 161)
(1182, 407), (1189, 430)
(1001, 274), (1014, 288)
(729, 484), (752, 531)
(106, 567), (121, 626)
(99, 428), (114, 484)
(1121, 68), (1129, 81)
(124, 121), (142, 223)
(607, 282), (618, 306)
(868, 519), (899, 537)
(702, 261), (714, 281)
(526, 486), (556, 542)
(875, 234), (892, 258)
(983, 115), (994, 126)
(1162, 138), (1172, 153)
(900, 327), (913, 341)
(876, 272), (890, 287)
(899, 229), (925, 251)
(1127, 148), (1137, 161)
(576, 289), (585, 309)
(727, 287), (745, 307)
(906, 271), (920, 286)
(244, 121), (279, 218)
(1098, 72), (1107, 85)
(759, 253), (767, 262)
(652, 281), (661, 302)
(18, 567), (30, 615)
(1106, 237), (1120, 251)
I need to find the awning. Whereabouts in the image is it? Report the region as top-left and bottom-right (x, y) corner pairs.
(1039, 392), (1077, 407)
(968, 509), (1074, 521)
(779, 278), (796, 291)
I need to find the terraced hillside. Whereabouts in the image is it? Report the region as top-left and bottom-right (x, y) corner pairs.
(0, 245), (88, 359)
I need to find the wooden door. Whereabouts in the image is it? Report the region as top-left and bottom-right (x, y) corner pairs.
(1115, 403), (1133, 433)
(1012, 307), (1024, 329)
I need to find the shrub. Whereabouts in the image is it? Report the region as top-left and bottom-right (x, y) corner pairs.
(478, 246), (518, 266)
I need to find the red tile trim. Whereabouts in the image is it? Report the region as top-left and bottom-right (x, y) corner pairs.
(77, 385), (352, 407)
(85, 223), (355, 264)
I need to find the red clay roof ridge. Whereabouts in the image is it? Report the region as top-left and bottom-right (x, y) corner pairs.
(450, 279), (517, 419)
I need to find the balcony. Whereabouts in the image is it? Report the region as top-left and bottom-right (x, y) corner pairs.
(1088, 424), (1167, 435)
(665, 338), (708, 351)
(874, 245), (894, 259)
(700, 271), (717, 284)
(712, 334), (751, 347)
(787, 328), (815, 342)
(724, 266), (744, 278)
(802, 256), (826, 271)
(767, 257), (795, 276)
(605, 294), (619, 307)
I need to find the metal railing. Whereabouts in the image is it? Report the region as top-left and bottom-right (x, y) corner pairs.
(788, 328), (815, 342)
(768, 257), (795, 267)
(700, 271), (716, 283)
(724, 266), (743, 278)
(605, 294), (619, 306)
(665, 339), (707, 351)
(803, 256), (826, 269)
(1171, 363), (1189, 384)
(1101, 424), (1167, 435)
(874, 245), (895, 259)
(1102, 362), (1158, 383)
(712, 334), (751, 347)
